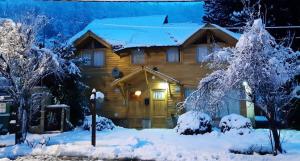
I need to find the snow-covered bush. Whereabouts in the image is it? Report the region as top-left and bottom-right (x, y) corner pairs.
(229, 143), (273, 155)
(175, 111), (212, 135)
(83, 115), (115, 131)
(219, 114), (252, 135)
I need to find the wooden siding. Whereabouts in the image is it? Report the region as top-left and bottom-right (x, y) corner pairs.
(76, 36), (238, 128)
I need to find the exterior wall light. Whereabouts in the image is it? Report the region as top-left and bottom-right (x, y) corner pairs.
(135, 90), (142, 96)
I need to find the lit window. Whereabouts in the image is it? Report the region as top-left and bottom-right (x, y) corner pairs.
(167, 47), (180, 63)
(93, 50), (105, 67)
(153, 91), (165, 100)
(196, 45), (208, 63)
(132, 49), (145, 64)
(0, 103), (6, 113)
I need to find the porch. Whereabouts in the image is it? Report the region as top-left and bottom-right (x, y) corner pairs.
(111, 66), (182, 128)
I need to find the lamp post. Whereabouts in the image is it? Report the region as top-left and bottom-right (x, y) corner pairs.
(90, 89), (96, 147)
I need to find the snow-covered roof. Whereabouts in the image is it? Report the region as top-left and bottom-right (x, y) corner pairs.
(69, 15), (240, 51)
(93, 15), (168, 26)
(210, 24), (241, 40)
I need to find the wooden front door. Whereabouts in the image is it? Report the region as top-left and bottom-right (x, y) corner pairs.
(151, 89), (167, 128)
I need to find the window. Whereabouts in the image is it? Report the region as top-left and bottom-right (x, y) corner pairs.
(81, 51), (92, 66)
(93, 50), (105, 67)
(196, 45), (208, 63)
(167, 47), (180, 63)
(184, 88), (196, 99)
(153, 90), (165, 100)
(0, 103), (6, 113)
(132, 49), (145, 64)
(81, 50), (105, 67)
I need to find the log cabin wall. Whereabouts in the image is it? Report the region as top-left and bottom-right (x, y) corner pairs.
(75, 36), (235, 128)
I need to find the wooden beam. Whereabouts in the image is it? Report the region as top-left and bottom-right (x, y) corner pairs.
(168, 83), (172, 97)
(118, 83), (126, 101)
(180, 84), (185, 102)
(111, 67), (143, 87)
(144, 69), (149, 88)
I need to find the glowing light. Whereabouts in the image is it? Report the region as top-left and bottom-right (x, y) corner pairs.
(159, 82), (168, 89)
(135, 90), (142, 96)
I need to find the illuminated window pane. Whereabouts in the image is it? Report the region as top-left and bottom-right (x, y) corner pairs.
(153, 91), (165, 100)
(0, 103), (6, 113)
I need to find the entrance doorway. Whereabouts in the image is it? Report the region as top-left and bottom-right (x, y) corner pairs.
(151, 89), (167, 128)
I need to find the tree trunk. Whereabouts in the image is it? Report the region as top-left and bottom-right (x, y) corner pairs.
(259, 103), (284, 155)
(270, 121), (283, 155)
(16, 93), (30, 144)
(16, 107), (28, 143)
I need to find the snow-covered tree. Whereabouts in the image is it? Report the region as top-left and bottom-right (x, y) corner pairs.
(183, 19), (299, 154)
(43, 36), (88, 125)
(0, 18), (64, 143)
(203, 0), (258, 27)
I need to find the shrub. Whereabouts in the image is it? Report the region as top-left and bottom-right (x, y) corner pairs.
(219, 114), (252, 135)
(83, 115), (115, 131)
(175, 111), (212, 135)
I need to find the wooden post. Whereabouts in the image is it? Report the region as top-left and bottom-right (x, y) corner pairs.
(61, 107), (65, 132)
(90, 89), (96, 147)
(40, 106), (45, 134)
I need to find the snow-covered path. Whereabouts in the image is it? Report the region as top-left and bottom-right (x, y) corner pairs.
(1, 128), (300, 161)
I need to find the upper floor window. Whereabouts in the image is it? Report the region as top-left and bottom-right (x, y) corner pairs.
(81, 50), (105, 67)
(93, 50), (105, 67)
(196, 45), (208, 63)
(132, 49), (145, 64)
(82, 50), (92, 66)
(166, 47), (180, 63)
(184, 88), (196, 99)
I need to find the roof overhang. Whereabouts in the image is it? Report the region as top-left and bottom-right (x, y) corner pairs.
(73, 30), (112, 49)
(182, 23), (239, 47)
(111, 66), (180, 87)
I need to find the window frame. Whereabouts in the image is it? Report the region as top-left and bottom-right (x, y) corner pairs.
(0, 103), (6, 113)
(80, 49), (106, 67)
(153, 90), (166, 100)
(93, 49), (105, 67)
(166, 47), (180, 63)
(196, 44), (209, 63)
(131, 49), (145, 65)
(81, 49), (93, 66)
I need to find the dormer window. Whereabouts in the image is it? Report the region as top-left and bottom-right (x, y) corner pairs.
(166, 47), (180, 63)
(131, 49), (145, 64)
(196, 45), (208, 63)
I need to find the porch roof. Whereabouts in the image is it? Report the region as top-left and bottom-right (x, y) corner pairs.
(111, 66), (180, 87)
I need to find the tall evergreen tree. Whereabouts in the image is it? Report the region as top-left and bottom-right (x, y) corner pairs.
(203, 0), (300, 50)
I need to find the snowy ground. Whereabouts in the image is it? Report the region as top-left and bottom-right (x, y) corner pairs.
(0, 127), (300, 161)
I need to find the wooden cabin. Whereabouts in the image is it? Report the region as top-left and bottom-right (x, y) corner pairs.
(69, 15), (246, 128)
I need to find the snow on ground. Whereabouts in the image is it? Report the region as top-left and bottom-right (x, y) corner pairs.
(0, 128), (300, 161)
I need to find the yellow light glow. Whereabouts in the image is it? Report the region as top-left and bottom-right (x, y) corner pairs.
(134, 90), (142, 96)
(159, 82), (168, 89)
